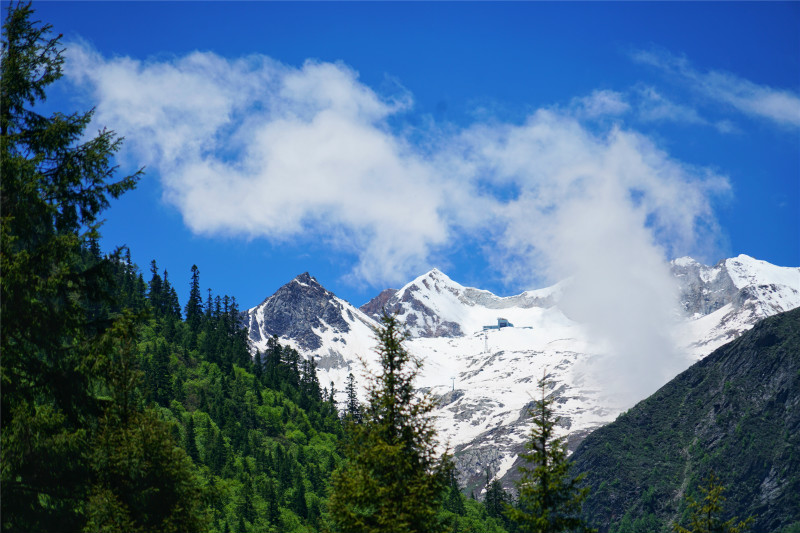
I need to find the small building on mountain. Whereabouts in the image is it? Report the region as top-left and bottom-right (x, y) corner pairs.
(483, 317), (514, 331)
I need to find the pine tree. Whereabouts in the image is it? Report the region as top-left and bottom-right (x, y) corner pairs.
(149, 260), (164, 313)
(185, 414), (200, 463)
(185, 264), (203, 334)
(444, 466), (466, 516)
(507, 371), (594, 533)
(151, 341), (172, 406)
(484, 471), (509, 522)
(292, 474), (308, 519)
(1, 3), (140, 530)
(163, 270), (181, 320)
(345, 372), (362, 423)
(673, 472), (753, 533)
(328, 312), (448, 533)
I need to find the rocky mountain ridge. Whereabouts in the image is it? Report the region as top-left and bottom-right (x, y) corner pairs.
(572, 307), (800, 532)
(243, 255), (800, 492)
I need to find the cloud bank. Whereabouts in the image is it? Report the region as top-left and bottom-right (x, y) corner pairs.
(68, 44), (734, 403)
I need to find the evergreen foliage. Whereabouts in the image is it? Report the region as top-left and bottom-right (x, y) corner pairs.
(344, 372), (362, 423)
(673, 472), (753, 533)
(484, 469), (511, 529)
(1, 3), (144, 530)
(328, 312), (449, 533)
(0, 7), (538, 532)
(507, 371), (594, 533)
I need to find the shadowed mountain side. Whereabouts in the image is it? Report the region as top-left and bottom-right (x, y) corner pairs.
(571, 308), (800, 533)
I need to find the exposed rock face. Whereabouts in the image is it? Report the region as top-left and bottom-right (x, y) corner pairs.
(362, 270), (465, 338)
(359, 288), (398, 319)
(245, 273), (352, 352)
(671, 257), (738, 316)
(672, 255), (800, 357)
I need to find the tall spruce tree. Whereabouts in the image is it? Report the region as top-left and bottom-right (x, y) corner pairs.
(507, 371), (594, 533)
(0, 5), (210, 531)
(0, 3), (140, 530)
(344, 372), (362, 423)
(485, 473), (510, 524)
(328, 312), (448, 533)
(185, 264), (203, 333)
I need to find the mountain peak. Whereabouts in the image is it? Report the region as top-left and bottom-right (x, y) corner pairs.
(247, 272), (352, 352)
(406, 267), (464, 294)
(672, 256), (700, 267)
(293, 272), (319, 286)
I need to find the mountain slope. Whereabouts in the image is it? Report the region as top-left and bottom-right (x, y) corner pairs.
(571, 308), (800, 533)
(675, 255), (800, 357)
(245, 272), (380, 388)
(245, 255), (799, 493)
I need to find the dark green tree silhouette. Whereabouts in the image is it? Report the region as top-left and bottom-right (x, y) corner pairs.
(1, 3), (139, 530)
(507, 371), (594, 533)
(485, 472), (509, 523)
(344, 372), (363, 423)
(185, 264), (203, 334)
(84, 313), (209, 532)
(443, 466), (466, 516)
(674, 472), (753, 533)
(328, 312), (448, 533)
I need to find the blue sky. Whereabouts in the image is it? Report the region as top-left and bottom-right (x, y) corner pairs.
(18, 1), (799, 310)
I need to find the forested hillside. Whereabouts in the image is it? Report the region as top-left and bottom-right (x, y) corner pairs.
(572, 308), (800, 533)
(0, 5), (507, 532)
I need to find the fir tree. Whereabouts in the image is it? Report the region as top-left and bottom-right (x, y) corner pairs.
(444, 466), (466, 516)
(292, 474), (308, 519)
(328, 312), (448, 533)
(1, 3), (139, 530)
(673, 472), (753, 533)
(345, 372), (362, 423)
(185, 264), (203, 334)
(149, 260), (164, 313)
(184, 414), (200, 463)
(485, 472), (509, 523)
(507, 371), (594, 533)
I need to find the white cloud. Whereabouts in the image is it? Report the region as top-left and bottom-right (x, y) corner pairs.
(636, 86), (707, 124)
(572, 89), (631, 118)
(67, 44), (451, 286)
(441, 113), (728, 404)
(67, 45), (732, 404)
(633, 49), (800, 127)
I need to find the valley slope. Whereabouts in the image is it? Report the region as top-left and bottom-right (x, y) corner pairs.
(571, 307), (800, 533)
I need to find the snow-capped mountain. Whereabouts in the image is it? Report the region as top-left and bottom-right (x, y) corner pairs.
(674, 255), (800, 358)
(245, 272), (379, 385)
(244, 255), (799, 493)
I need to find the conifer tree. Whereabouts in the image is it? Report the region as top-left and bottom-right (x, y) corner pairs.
(185, 413), (200, 463)
(185, 264), (203, 334)
(292, 474), (308, 519)
(344, 372), (362, 423)
(149, 260), (164, 313)
(444, 466), (466, 516)
(507, 371), (594, 533)
(673, 472), (753, 533)
(1, 3), (140, 530)
(485, 473), (509, 522)
(328, 312), (447, 533)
